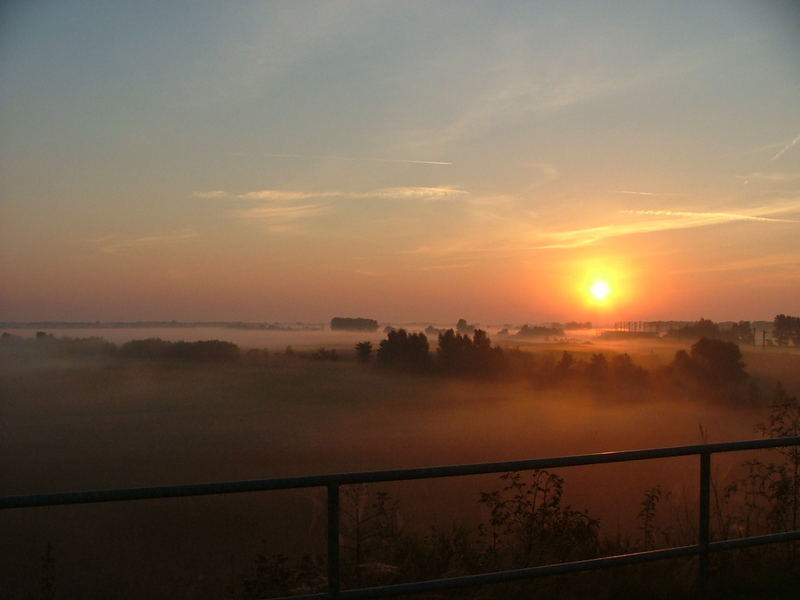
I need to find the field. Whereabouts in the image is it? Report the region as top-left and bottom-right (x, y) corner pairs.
(1, 331), (799, 598)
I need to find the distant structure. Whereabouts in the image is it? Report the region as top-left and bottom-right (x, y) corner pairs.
(330, 317), (379, 332)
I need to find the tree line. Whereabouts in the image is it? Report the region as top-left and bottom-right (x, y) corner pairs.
(773, 314), (800, 346)
(0, 332), (241, 363)
(361, 327), (752, 401)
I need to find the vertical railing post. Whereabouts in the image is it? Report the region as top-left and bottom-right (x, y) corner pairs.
(328, 483), (340, 598)
(698, 451), (711, 598)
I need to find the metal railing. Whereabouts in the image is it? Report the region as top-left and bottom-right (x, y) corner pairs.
(2, 436), (799, 598)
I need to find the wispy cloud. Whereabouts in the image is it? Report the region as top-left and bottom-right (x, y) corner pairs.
(193, 189), (325, 201)
(350, 269), (382, 278)
(95, 229), (198, 254)
(537, 206), (799, 249)
(237, 204), (327, 220)
(401, 200), (800, 258)
(672, 252), (800, 276)
(771, 133), (800, 161)
(739, 171), (800, 184)
(611, 190), (681, 197)
(367, 186), (467, 201)
(235, 202), (329, 233)
(191, 190), (229, 199)
(194, 186), (468, 202)
(408, 49), (705, 149)
(619, 209), (798, 223)
(523, 162), (559, 185)
(260, 153), (452, 166)
(236, 190), (328, 201)
(419, 263), (473, 272)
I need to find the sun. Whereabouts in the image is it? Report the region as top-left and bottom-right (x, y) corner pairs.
(590, 281), (611, 301)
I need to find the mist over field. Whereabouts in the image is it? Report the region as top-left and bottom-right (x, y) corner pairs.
(2, 324), (798, 598)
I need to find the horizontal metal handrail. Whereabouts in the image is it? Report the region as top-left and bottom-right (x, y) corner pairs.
(2, 435), (799, 599)
(3, 436), (799, 509)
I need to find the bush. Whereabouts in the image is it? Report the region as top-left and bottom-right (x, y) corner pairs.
(354, 341), (372, 363)
(309, 347), (339, 361)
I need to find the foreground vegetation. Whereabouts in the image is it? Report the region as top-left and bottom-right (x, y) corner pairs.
(235, 386), (799, 599)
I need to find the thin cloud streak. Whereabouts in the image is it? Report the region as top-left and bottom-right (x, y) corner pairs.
(95, 229), (198, 254)
(191, 190), (228, 199)
(194, 186), (468, 202)
(740, 171), (800, 184)
(261, 153), (452, 166)
(402, 200), (800, 258)
(619, 209), (798, 223)
(237, 190), (330, 201)
(771, 133), (800, 161)
(539, 207), (800, 248)
(419, 263), (473, 272)
(237, 204), (327, 220)
(612, 190), (680, 196)
(369, 186), (467, 201)
(670, 252), (800, 276)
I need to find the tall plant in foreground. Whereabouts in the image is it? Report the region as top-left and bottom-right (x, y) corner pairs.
(478, 470), (599, 568)
(724, 383), (800, 535)
(755, 383), (800, 532)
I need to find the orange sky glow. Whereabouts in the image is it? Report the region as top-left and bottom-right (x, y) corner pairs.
(1, 2), (798, 324)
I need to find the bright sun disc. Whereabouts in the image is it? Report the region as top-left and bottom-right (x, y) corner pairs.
(591, 281), (611, 301)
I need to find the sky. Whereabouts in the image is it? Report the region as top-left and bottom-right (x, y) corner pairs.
(1, 0), (799, 324)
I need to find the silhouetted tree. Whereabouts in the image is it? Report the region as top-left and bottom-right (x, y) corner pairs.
(554, 351), (575, 380)
(516, 324), (564, 338)
(355, 341), (372, 363)
(729, 321), (755, 345)
(330, 317), (379, 332)
(610, 353), (648, 388)
(773, 314), (800, 346)
(119, 338), (240, 363)
(668, 318), (719, 340)
(689, 337), (747, 384)
(586, 353), (609, 384)
(437, 329), (478, 374)
(668, 338), (748, 401)
(309, 347), (339, 361)
(435, 328), (506, 378)
(376, 329), (430, 371)
(456, 318), (475, 335)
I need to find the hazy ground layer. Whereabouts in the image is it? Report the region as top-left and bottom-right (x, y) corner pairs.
(1, 334), (798, 599)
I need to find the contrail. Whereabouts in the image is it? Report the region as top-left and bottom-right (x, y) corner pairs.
(261, 153), (452, 166)
(772, 133), (800, 161)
